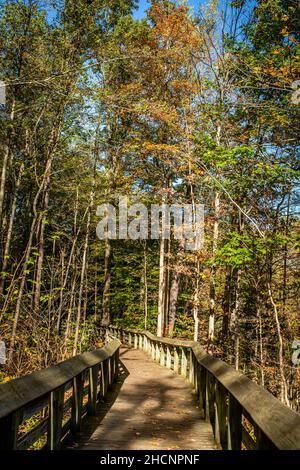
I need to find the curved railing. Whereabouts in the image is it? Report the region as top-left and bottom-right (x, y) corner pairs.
(0, 338), (120, 450)
(107, 326), (300, 450)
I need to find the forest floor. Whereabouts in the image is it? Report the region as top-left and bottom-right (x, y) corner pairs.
(64, 347), (218, 450)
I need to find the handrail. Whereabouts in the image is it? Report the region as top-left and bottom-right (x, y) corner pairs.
(107, 326), (300, 450)
(0, 338), (121, 450)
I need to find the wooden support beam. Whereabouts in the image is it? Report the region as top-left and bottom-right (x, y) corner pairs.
(181, 347), (187, 378)
(0, 410), (22, 450)
(215, 381), (228, 449)
(166, 346), (172, 369)
(48, 386), (65, 449)
(71, 373), (84, 434)
(227, 393), (242, 450)
(174, 347), (179, 374)
(87, 365), (100, 416)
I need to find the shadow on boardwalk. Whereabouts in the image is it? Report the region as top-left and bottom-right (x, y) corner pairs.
(64, 347), (217, 450)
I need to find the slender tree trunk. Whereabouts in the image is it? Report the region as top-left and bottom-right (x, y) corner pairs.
(168, 240), (184, 336)
(8, 119), (62, 362)
(101, 237), (112, 327)
(73, 199), (92, 355)
(229, 268), (240, 370)
(143, 243), (148, 330)
(56, 249), (65, 332)
(64, 265), (77, 344)
(208, 190), (220, 352)
(267, 282), (290, 407)
(193, 260), (201, 342)
(157, 236), (166, 337)
(0, 162), (24, 296)
(0, 100), (15, 222)
(257, 306), (265, 387)
(33, 121), (61, 313)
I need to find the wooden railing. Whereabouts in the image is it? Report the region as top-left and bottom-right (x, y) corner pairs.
(107, 326), (300, 450)
(0, 338), (120, 450)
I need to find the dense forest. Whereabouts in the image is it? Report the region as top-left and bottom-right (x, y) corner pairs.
(0, 0), (299, 412)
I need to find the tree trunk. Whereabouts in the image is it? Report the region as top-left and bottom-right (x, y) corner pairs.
(267, 282), (290, 407)
(0, 100), (15, 222)
(0, 161), (24, 296)
(157, 236), (166, 337)
(101, 237), (112, 327)
(208, 190), (220, 352)
(168, 240), (184, 336)
(73, 200), (92, 355)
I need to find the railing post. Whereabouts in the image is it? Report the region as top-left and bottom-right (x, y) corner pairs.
(206, 371), (216, 428)
(194, 357), (199, 393)
(107, 357), (114, 390)
(71, 372), (84, 434)
(48, 385), (65, 449)
(255, 426), (276, 449)
(160, 343), (165, 366)
(181, 348), (187, 378)
(227, 393), (242, 450)
(128, 332), (132, 346)
(155, 343), (160, 362)
(87, 365), (100, 416)
(151, 341), (155, 360)
(146, 337), (150, 355)
(188, 349), (194, 384)
(100, 359), (109, 399)
(134, 333), (138, 349)
(0, 411), (22, 450)
(215, 381), (228, 449)
(114, 348), (119, 383)
(174, 346), (179, 373)
(166, 346), (172, 369)
(198, 365), (206, 419)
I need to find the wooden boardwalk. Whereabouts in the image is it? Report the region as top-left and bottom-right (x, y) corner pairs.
(65, 347), (218, 450)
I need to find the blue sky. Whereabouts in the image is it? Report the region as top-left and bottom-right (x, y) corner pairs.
(134, 0), (205, 19)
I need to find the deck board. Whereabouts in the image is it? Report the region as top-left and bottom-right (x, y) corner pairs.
(65, 347), (218, 450)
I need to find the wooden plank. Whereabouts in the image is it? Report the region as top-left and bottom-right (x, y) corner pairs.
(63, 396), (73, 413)
(17, 417), (48, 450)
(242, 426), (256, 450)
(22, 396), (48, 421)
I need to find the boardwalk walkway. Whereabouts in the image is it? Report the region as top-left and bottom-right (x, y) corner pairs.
(65, 347), (218, 450)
